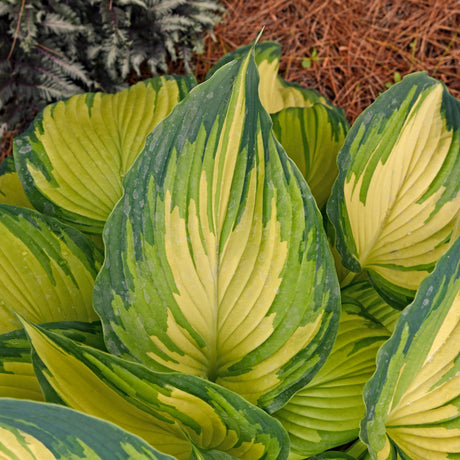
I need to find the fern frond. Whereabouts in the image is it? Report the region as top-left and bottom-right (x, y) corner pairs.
(40, 13), (87, 35)
(0, 0), (224, 133)
(35, 46), (92, 86)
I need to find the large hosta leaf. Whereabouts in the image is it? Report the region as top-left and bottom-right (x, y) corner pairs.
(0, 321), (104, 401)
(361, 237), (460, 459)
(0, 205), (102, 333)
(0, 398), (174, 459)
(274, 290), (391, 458)
(23, 321), (289, 460)
(328, 72), (460, 307)
(93, 47), (340, 412)
(14, 75), (196, 233)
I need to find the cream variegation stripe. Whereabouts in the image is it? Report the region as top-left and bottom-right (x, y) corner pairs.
(0, 426), (55, 460)
(211, 75), (247, 235)
(344, 83), (459, 291)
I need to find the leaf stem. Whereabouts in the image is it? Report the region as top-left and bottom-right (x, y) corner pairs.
(7, 0), (27, 61)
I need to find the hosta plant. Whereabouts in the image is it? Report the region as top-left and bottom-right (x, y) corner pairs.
(0, 39), (459, 459)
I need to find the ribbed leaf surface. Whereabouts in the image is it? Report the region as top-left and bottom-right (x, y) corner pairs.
(93, 48), (340, 412)
(341, 281), (400, 333)
(274, 296), (390, 457)
(271, 104), (348, 208)
(24, 321), (289, 460)
(0, 398), (174, 459)
(361, 237), (460, 459)
(14, 75), (196, 233)
(328, 72), (460, 307)
(0, 205), (102, 333)
(0, 321), (104, 401)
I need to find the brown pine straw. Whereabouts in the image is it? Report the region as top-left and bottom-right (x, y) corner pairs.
(2, 0), (459, 160)
(193, 0), (460, 124)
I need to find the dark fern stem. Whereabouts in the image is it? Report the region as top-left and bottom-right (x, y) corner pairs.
(0, 0), (224, 144)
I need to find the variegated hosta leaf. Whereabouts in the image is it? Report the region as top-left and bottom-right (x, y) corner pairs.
(0, 398), (175, 459)
(23, 321), (290, 460)
(0, 204), (103, 333)
(328, 72), (460, 308)
(207, 41), (337, 113)
(361, 237), (460, 460)
(273, 300), (390, 457)
(341, 281), (400, 334)
(271, 104), (348, 208)
(14, 75), (196, 233)
(0, 321), (105, 401)
(93, 47), (340, 412)
(0, 156), (33, 209)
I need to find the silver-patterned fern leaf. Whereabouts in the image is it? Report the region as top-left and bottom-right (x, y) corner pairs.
(0, 0), (224, 136)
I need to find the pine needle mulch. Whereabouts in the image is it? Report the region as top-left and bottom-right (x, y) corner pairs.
(194, 0), (460, 123)
(1, 0), (459, 161)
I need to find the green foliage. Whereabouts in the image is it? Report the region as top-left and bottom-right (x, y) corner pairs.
(0, 39), (460, 459)
(0, 0), (224, 133)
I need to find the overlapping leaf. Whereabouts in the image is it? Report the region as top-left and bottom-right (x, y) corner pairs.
(274, 292), (391, 457)
(93, 47), (340, 412)
(14, 75), (196, 233)
(206, 41), (334, 113)
(23, 321), (289, 460)
(341, 281), (400, 333)
(0, 321), (104, 401)
(361, 237), (460, 459)
(0, 398), (175, 459)
(0, 204), (103, 333)
(328, 72), (460, 307)
(271, 104), (348, 208)
(0, 156), (33, 209)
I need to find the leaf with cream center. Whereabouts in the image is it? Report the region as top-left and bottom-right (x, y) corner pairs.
(328, 72), (460, 308)
(93, 46), (340, 412)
